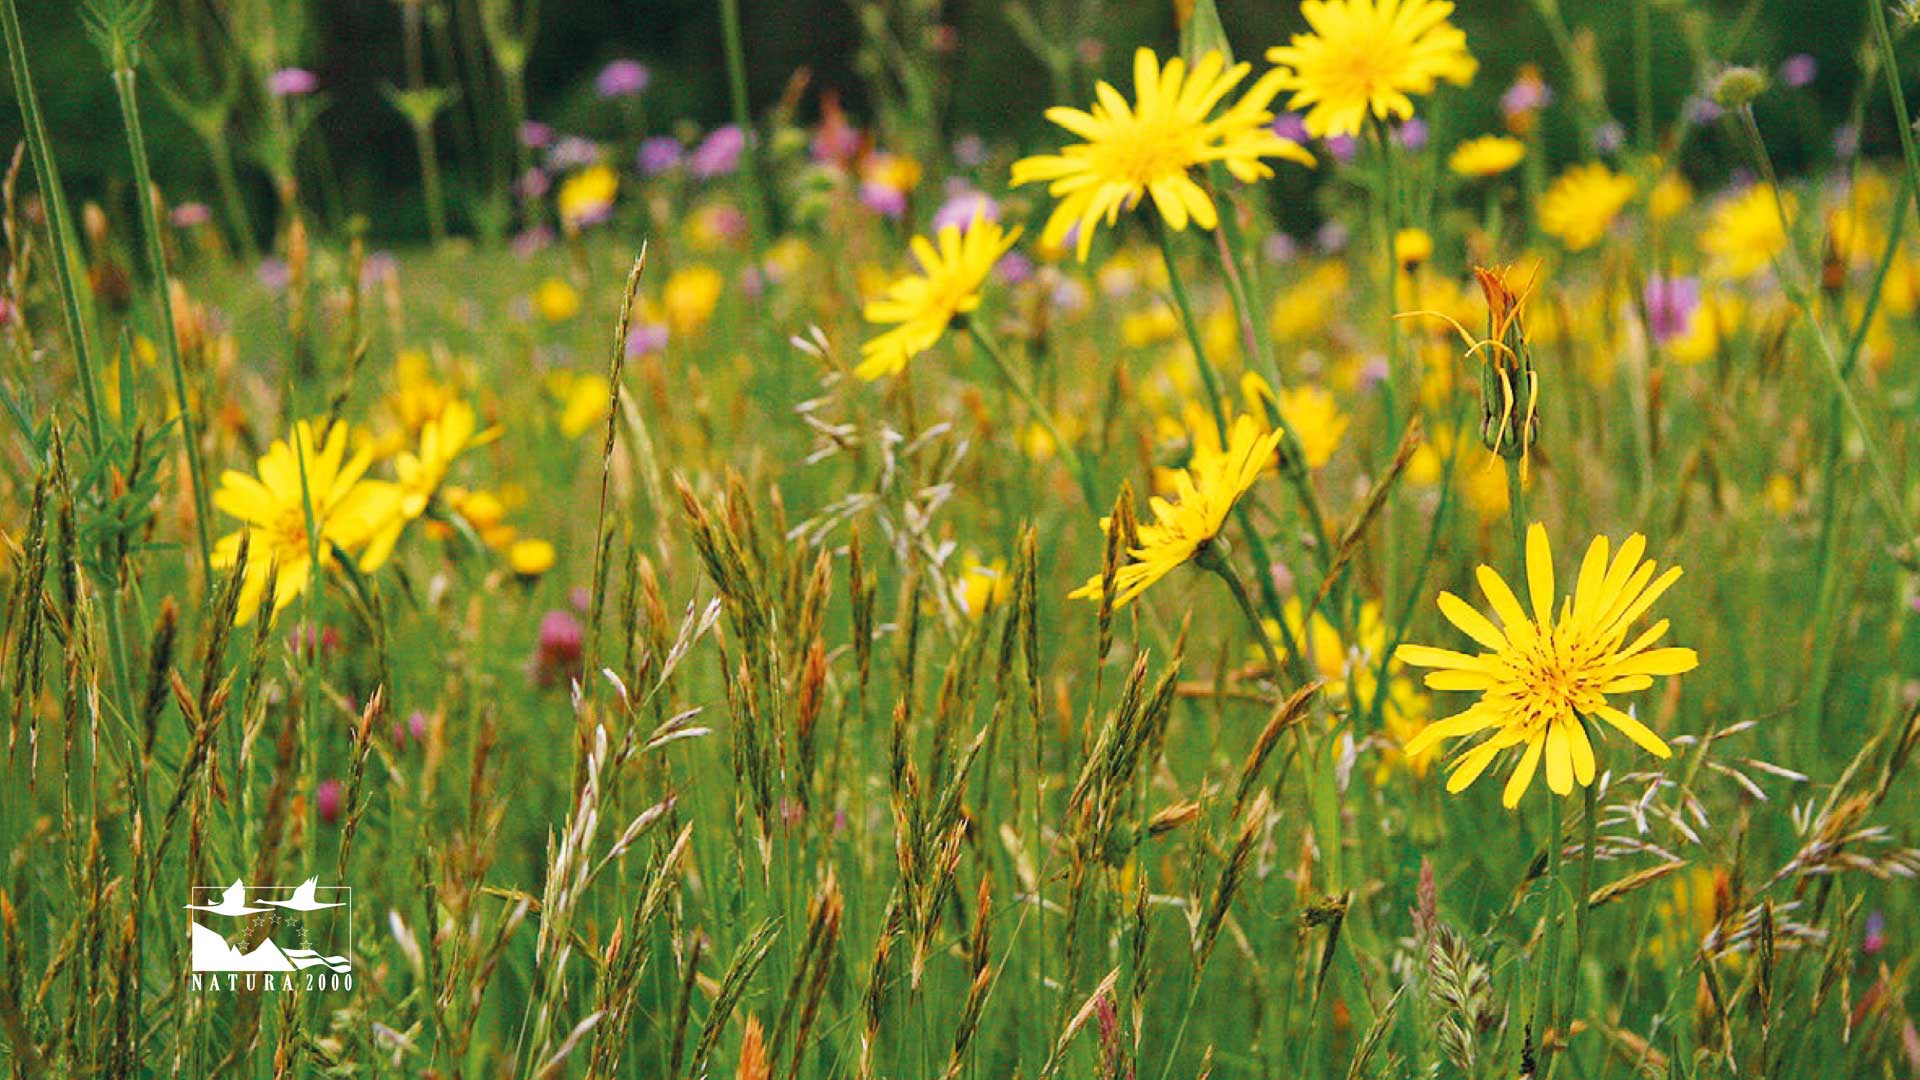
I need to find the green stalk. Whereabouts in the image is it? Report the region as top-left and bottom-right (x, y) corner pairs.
(1151, 215), (1313, 688)
(719, 0), (773, 250)
(1152, 219), (1231, 439)
(1731, 103), (1910, 539)
(107, 38), (216, 582)
(1505, 457), (1529, 567)
(1531, 790), (1566, 1054)
(1561, 781), (1599, 1042)
(968, 322), (1099, 510)
(1, 0), (107, 446)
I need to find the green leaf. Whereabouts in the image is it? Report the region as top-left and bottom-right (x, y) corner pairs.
(1180, 0), (1234, 68)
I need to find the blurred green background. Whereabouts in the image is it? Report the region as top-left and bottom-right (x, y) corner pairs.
(0, 0), (1886, 243)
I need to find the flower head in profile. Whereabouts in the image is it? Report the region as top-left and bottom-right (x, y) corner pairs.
(1398, 524), (1698, 807)
(1265, 0), (1478, 139)
(858, 211), (1019, 379)
(1070, 414), (1283, 607)
(1538, 163), (1637, 251)
(1448, 134), (1524, 178)
(212, 419), (401, 625)
(1011, 48), (1313, 261)
(361, 400), (502, 568)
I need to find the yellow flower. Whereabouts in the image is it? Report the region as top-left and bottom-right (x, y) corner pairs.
(1011, 48), (1313, 261)
(1069, 414), (1282, 607)
(1538, 163), (1637, 252)
(1265, 0), (1478, 139)
(858, 212), (1020, 379)
(1394, 227), (1434, 268)
(362, 400), (502, 568)
(1269, 261), (1349, 339)
(534, 278), (581, 322)
(1703, 184), (1792, 280)
(549, 370), (612, 439)
(663, 265), (724, 336)
(509, 538), (556, 578)
(211, 419), (402, 625)
(1447, 135), (1524, 178)
(1274, 384), (1348, 468)
(1648, 171), (1693, 223)
(1763, 473), (1796, 517)
(557, 164), (618, 228)
(447, 487), (516, 549)
(1398, 523), (1698, 807)
(1259, 599), (1432, 777)
(953, 553), (1011, 617)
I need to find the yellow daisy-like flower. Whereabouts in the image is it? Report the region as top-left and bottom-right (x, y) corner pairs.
(664, 265), (726, 336)
(858, 212), (1020, 379)
(361, 399), (502, 568)
(1069, 414), (1283, 608)
(1011, 48), (1313, 262)
(1702, 184), (1793, 280)
(1265, 0), (1478, 139)
(1447, 134), (1524, 178)
(1398, 524), (1698, 808)
(1538, 163), (1638, 252)
(211, 419), (402, 625)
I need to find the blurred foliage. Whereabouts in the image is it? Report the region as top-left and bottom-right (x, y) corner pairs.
(0, 0), (1892, 243)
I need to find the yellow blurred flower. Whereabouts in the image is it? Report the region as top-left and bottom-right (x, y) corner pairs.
(549, 370), (612, 439)
(664, 265), (725, 336)
(534, 278), (581, 322)
(1274, 384), (1348, 468)
(557, 164), (618, 229)
(1538, 163), (1637, 252)
(1703, 184), (1793, 280)
(1270, 261), (1349, 340)
(362, 399), (502, 568)
(1011, 48), (1312, 260)
(1122, 306), (1181, 348)
(1447, 135), (1524, 178)
(1648, 171), (1693, 223)
(1395, 227), (1434, 268)
(509, 538), (557, 578)
(1265, 0), (1478, 139)
(953, 552), (1011, 617)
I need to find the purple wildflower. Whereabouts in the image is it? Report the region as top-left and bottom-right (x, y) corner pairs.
(690, 125), (746, 178)
(595, 58), (650, 99)
(1645, 275), (1701, 345)
(1779, 54), (1817, 89)
(267, 68), (317, 97)
(638, 135), (684, 175)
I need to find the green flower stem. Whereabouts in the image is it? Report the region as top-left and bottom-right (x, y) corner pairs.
(1151, 216), (1313, 690)
(1152, 217), (1231, 440)
(108, 44), (216, 582)
(967, 321), (1099, 510)
(1731, 101), (1911, 540)
(1563, 780), (1599, 1039)
(1531, 788), (1566, 1056)
(1201, 181), (1337, 574)
(1, 0), (106, 446)
(1505, 456), (1529, 569)
(1197, 540), (1284, 682)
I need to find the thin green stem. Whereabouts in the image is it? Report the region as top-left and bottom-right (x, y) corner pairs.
(1, 0), (106, 446)
(1531, 791), (1566, 1054)
(110, 53), (216, 582)
(1151, 218), (1229, 441)
(968, 322), (1099, 510)
(1505, 457), (1529, 568)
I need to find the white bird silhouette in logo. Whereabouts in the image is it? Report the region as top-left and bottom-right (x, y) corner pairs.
(185, 879), (269, 917)
(259, 877), (345, 912)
